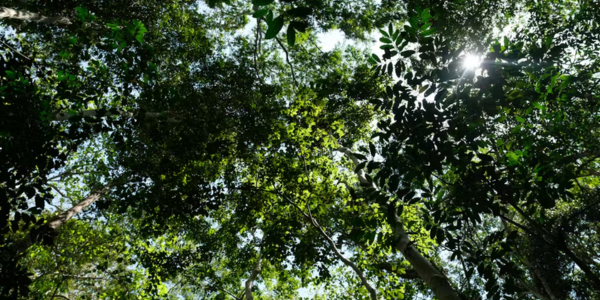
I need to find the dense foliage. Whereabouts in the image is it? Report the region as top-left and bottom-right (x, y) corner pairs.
(1, 0), (598, 299)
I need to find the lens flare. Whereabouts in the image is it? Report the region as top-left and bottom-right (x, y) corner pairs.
(463, 54), (481, 70)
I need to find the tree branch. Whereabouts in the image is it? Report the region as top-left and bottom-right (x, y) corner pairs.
(1, 7), (72, 25)
(286, 194), (378, 300)
(274, 36), (298, 86)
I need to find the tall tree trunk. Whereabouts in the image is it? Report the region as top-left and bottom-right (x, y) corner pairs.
(0, 7), (72, 25)
(388, 207), (461, 300)
(338, 146), (461, 300)
(244, 252), (262, 300)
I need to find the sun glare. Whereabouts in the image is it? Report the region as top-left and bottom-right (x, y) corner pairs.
(463, 54), (481, 70)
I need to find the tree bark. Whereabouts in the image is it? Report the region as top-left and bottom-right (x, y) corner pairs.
(45, 185), (110, 230)
(0, 7), (72, 25)
(244, 252), (262, 300)
(338, 146), (461, 300)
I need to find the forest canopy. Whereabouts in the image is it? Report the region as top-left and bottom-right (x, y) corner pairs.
(1, 0), (599, 299)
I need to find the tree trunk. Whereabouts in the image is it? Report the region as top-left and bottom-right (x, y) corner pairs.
(338, 146), (461, 300)
(0, 7), (72, 25)
(244, 252), (262, 300)
(389, 207), (461, 300)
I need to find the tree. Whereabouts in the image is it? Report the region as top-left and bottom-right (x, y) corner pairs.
(3, 0), (599, 299)
(364, 2), (600, 299)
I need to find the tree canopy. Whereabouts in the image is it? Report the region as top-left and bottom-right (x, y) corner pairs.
(1, 0), (599, 299)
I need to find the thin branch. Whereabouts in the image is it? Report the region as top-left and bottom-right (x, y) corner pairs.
(1, 41), (32, 61)
(283, 193), (378, 300)
(566, 197), (600, 222)
(498, 214), (539, 238)
(47, 170), (98, 181)
(49, 277), (67, 300)
(577, 169), (600, 178)
(50, 185), (71, 200)
(274, 36), (298, 85)
(222, 288), (239, 299)
(253, 19), (264, 85)
(52, 274), (107, 280)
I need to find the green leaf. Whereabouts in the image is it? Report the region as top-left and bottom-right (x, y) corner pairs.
(368, 99), (383, 106)
(290, 21), (308, 32)
(287, 7), (313, 18)
(265, 16), (284, 39)
(371, 54), (381, 63)
(380, 37), (392, 44)
(369, 142), (377, 157)
(544, 35), (553, 48)
(75, 7), (89, 20)
(515, 116), (525, 123)
(287, 25), (296, 47)
(353, 153), (367, 161)
(253, 8), (269, 18)
(421, 8), (432, 21)
(355, 161), (367, 173)
(252, 0), (274, 6)
(421, 28), (436, 36)
(507, 152), (519, 164)
(5, 70), (16, 79)
(401, 50), (415, 57)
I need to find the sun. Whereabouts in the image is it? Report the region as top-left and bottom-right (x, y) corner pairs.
(463, 54), (481, 70)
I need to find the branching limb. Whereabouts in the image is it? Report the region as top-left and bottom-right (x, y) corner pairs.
(283, 194), (378, 300)
(274, 37), (298, 86)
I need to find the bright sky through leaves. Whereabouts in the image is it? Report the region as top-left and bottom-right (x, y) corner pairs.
(463, 53), (481, 70)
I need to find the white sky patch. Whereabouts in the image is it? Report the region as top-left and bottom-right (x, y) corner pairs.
(316, 29), (345, 52)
